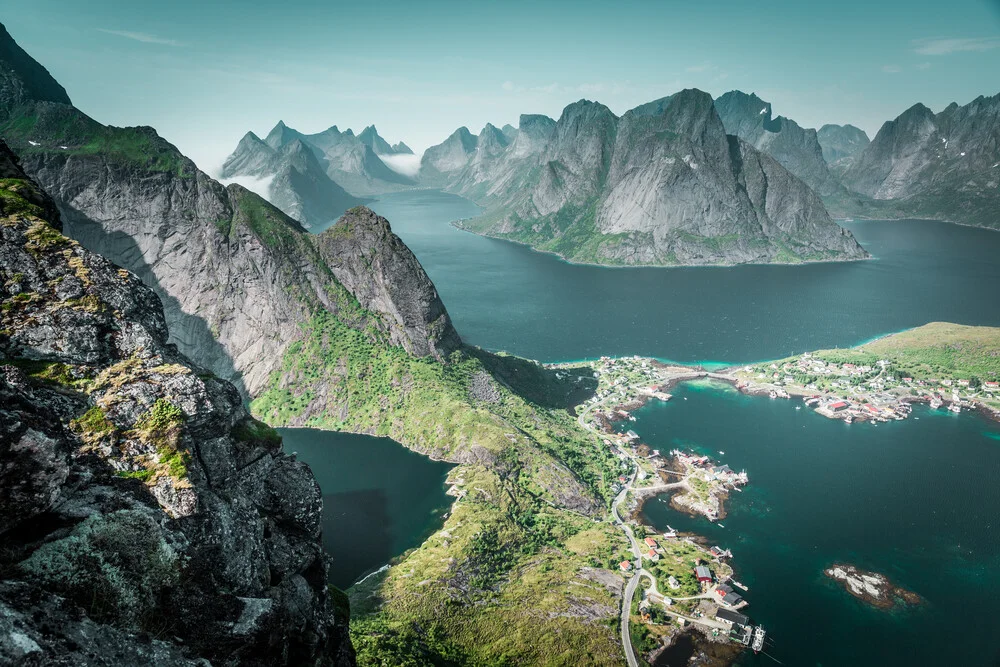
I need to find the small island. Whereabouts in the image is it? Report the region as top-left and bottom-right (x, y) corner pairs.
(825, 564), (923, 610)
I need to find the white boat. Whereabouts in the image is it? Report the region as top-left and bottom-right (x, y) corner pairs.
(949, 404), (961, 414)
(717, 523), (725, 528)
(719, 450), (725, 455)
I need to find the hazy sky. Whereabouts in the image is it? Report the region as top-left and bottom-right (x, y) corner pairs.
(6, 0), (1000, 173)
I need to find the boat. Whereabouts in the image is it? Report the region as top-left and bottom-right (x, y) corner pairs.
(717, 523), (725, 528)
(719, 450), (725, 455)
(731, 580), (748, 591)
(769, 390), (777, 399)
(949, 404), (961, 414)
(795, 406), (801, 410)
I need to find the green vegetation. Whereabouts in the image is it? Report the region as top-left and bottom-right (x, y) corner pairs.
(116, 469), (155, 482)
(246, 268), (626, 663)
(70, 405), (116, 445)
(24, 220), (68, 255)
(10, 359), (90, 391)
(860, 323), (1000, 382)
(227, 187), (307, 248)
(0, 178), (45, 218)
(0, 104), (193, 178)
(133, 399), (190, 481)
(232, 417), (282, 448)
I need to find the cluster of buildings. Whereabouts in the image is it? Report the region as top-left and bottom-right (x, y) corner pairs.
(672, 450), (749, 488)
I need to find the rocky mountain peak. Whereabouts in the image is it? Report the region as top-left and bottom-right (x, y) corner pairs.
(0, 22), (71, 117)
(715, 89), (838, 195)
(264, 119), (306, 149)
(316, 207), (462, 361)
(357, 124), (394, 154)
(478, 122), (509, 148)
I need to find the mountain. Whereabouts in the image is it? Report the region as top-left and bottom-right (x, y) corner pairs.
(817, 123), (870, 164)
(837, 94), (1000, 228)
(453, 90), (868, 265)
(0, 140), (354, 666)
(221, 133), (362, 228)
(0, 23), (71, 115)
(501, 123), (518, 141)
(224, 121), (415, 199)
(713, 90), (840, 195)
(355, 124), (411, 156)
(1, 25), (630, 664)
(419, 126), (478, 183)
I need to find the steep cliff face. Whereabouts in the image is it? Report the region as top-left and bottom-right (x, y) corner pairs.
(714, 90), (840, 196)
(420, 126), (479, 183)
(0, 24), (459, 398)
(817, 123), (870, 164)
(454, 89), (867, 265)
(0, 143), (354, 666)
(316, 207), (461, 361)
(838, 94), (1000, 228)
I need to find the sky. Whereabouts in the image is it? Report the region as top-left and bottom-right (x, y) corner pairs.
(5, 0), (1000, 174)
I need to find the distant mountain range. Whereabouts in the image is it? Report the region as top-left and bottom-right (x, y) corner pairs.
(834, 94), (1000, 228)
(179, 72), (1000, 253)
(435, 90), (868, 265)
(220, 121), (416, 225)
(817, 124), (870, 166)
(713, 90), (841, 197)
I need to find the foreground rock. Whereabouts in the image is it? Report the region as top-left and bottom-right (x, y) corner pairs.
(0, 142), (354, 665)
(825, 564), (922, 610)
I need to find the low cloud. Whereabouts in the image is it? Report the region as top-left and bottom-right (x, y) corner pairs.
(881, 64), (902, 74)
(916, 62), (932, 70)
(380, 153), (422, 178)
(912, 37), (1000, 55)
(216, 174), (274, 200)
(97, 28), (185, 47)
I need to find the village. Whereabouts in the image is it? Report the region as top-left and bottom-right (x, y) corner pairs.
(552, 355), (768, 660)
(732, 352), (1000, 424)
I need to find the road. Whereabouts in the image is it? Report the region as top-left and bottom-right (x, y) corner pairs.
(576, 367), (730, 665)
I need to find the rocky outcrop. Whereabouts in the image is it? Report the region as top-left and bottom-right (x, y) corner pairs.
(316, 207), (461, 362)
(453, 89), (867, 265)
(0, 142), (354, 666)
(0, 23), (459, 397)
(714, 90), (840, 196)
(817, 123), (870, 164)
(221, 134), (362, 229)
(838, 94), (1000, 228)
(825, 564), (922, 610)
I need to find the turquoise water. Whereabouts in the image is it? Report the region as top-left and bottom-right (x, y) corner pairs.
(636, 382), (1000, 666)
(279, 428), (454, 588)
(305, 190), (1000, 664)
(368, 190), (1000, 364)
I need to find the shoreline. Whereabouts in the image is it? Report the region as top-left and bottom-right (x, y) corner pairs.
(452, 220), (873, 269)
